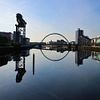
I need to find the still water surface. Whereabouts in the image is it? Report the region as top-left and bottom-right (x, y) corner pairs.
(0, 49), (100, 100)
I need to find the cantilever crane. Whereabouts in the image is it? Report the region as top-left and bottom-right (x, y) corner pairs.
(15, 13), (27, 44)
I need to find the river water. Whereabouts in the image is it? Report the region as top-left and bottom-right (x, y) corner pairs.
(0, 49), (100, 100)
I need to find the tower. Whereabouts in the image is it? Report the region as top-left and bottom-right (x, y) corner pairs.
(15, 13), (27, 45)
(76, 28), (83, 46)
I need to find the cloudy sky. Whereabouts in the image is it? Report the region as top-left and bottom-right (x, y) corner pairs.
(0, 0), (100, 41)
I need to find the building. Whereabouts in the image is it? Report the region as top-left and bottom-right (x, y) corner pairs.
(76, 28), (91, 46)
(49, 39), (67, 45)
(0, 32), (12, 45)
(91, 36), (100, 46)
(24, 38), (30, 45)
(0, 32), (12, 41)
(13, 31), (30, 45)
(70, 41), (76, 45)
(13, 31), (21, 44)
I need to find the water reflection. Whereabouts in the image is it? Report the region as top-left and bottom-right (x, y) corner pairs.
(75, 50), (91, 66)
(41, 45), (100, 65)
(41, 45), (100, 64)
(41, 45), (69, 61)
(0, 54), (11, 67)
(0, 50), (35, 83)
(13, 50), (29, 83)
(75, 50), (100, 66)
(92, 51), (100, 61)
(33, 53), (35, 75)
(0, 48), (100, 83)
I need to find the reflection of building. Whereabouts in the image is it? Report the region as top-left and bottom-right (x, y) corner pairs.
(12, 50), (35, 83)
(91, 36), (100, 46)
(0, 55), (12, 67)
(75, 50), (91, 66)
(13, 54), (24, 71)
(76, 28), (91, 46)
(0, 49), (35, 83)
(92, 52), (100, 61)
(15, 56), (26, 83)
(13, 50), (30, 83)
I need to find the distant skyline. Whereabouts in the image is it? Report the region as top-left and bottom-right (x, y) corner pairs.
(0, 0), (100, 41)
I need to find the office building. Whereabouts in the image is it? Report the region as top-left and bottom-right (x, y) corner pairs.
(76, 28), (91, 46)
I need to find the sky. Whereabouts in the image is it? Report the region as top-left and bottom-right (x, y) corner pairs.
(0, 0), (100, 42)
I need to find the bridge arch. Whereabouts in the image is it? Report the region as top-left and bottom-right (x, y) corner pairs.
(41, 33), (69, 44)
(41, 33), (69, 61)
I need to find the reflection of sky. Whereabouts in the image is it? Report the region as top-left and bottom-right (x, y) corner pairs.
(0, 0), (100, 41)
(41, 50), (69, 61)
(31, 50), (100, 99)
(0, 50), (100, 99)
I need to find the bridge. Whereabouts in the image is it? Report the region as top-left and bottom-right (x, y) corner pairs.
(29, 42), (71, 52)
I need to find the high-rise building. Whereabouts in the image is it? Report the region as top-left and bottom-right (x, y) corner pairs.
(76, 28), (91, 46)
(76, 28), (83, 45)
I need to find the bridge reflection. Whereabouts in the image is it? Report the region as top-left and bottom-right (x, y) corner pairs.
(40, 45), (100, 65)
(0, 47), (99, 82)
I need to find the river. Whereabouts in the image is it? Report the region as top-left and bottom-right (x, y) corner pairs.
(0, 49), (100, 100)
